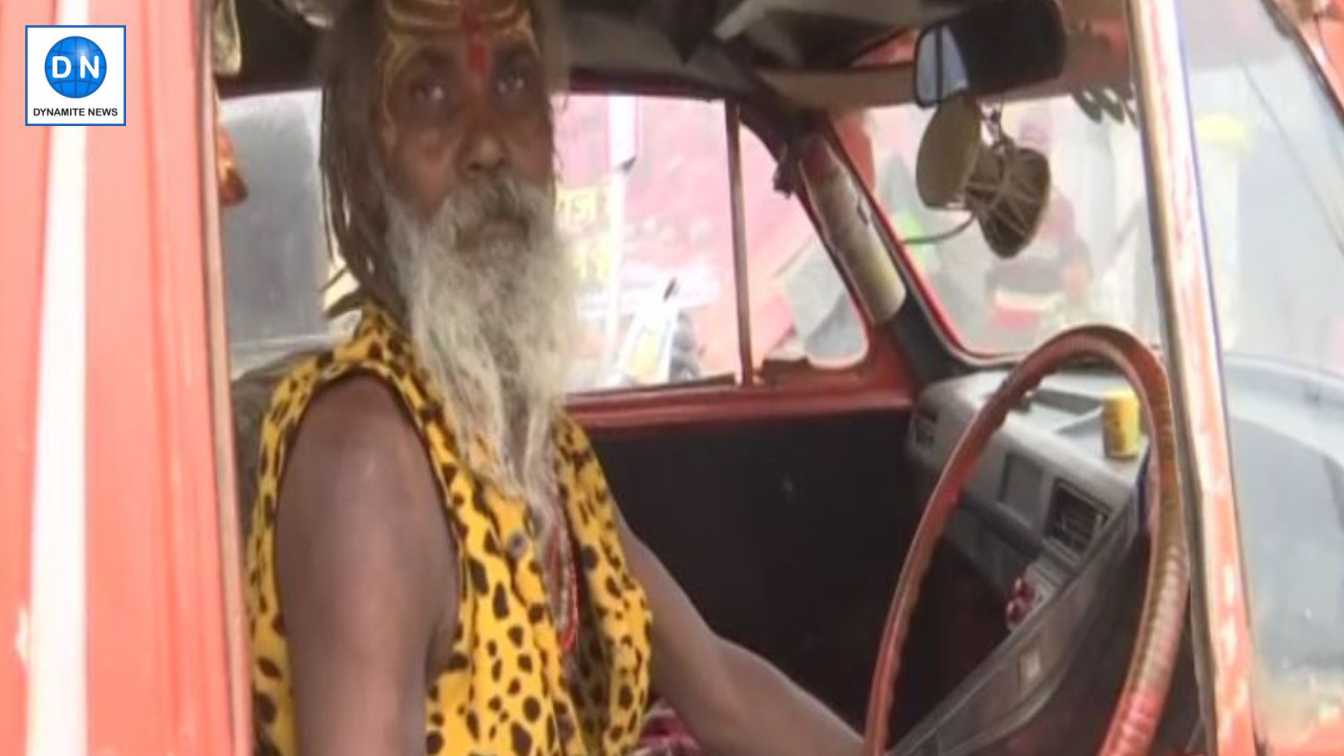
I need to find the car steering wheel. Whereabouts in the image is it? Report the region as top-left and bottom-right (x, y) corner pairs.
(862, 326), (1190, 756)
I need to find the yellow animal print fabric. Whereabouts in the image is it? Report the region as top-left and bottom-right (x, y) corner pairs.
(245, 304), (653, 756)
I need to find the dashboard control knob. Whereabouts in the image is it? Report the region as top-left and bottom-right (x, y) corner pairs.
(1006, 575), (1038, 630)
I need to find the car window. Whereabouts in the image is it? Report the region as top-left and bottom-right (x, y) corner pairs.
(737, 117), (868, 372)
(220, 89), (331, 377)
(556, 94), (866, 391)
(553, 95), (735, 390)
(220, 90), (865, 389)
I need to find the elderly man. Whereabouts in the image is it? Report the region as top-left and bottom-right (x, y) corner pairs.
(242, 1), (864, 754)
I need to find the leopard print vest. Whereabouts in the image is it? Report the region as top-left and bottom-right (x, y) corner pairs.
(245, 305), (653, 755)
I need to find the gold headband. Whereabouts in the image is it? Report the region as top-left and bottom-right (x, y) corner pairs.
(383, 0), (532, 36)
(376, 0), (538, 128)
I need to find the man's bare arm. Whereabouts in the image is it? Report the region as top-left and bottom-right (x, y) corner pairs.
(615, 512), (862, 756)
(276, 376), (457, 756)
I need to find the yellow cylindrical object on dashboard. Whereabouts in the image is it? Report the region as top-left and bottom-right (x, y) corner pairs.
(1102, 389), (1142, 459)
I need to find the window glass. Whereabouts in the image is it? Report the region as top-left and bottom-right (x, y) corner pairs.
(555, 95), (735, 390)
(1182, 4), (1344, 375)
(736, 121), (868, 371)
(860, 96), (1159, 354)
(1179, 0), (1344, 738)
(555, 94), (866, 392)
(220, 90), (865, 391)
(220, 89), (332, 377)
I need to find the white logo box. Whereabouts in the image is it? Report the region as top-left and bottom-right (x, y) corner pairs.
(26, 25), (127, 127)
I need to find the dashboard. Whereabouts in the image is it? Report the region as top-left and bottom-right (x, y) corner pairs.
(896, 359), (1344, 753)
(894, 368), (1152, 754)
(906, 369), (1147, 604)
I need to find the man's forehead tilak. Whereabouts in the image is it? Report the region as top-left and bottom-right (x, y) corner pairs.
(377, 0), (539, 125)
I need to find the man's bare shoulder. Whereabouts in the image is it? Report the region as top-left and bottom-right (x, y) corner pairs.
(276, 373), (452, 595)
(273, 374), (457, 745)
(294, 373), (420, 466)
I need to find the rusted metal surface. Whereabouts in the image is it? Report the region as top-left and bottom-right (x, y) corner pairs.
(1125, 0), (1258, 751)
(570, 353), (913, 438)
(1279, 0), (1344, 118)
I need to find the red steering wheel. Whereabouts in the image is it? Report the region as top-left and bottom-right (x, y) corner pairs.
(863, 326), (1191, 756)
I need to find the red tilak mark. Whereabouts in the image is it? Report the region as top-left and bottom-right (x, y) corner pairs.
(467, 33), (488, 77)
(462, 5), (488, 78)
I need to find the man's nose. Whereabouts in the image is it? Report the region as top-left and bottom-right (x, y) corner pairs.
(460, 127), (506, 177)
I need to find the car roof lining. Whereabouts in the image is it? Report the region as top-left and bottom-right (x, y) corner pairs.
(220, 0), (1136, 132)
(219, 0), (985, 100)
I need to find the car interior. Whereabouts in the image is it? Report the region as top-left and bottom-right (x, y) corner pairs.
(218, 0), (1208, 753)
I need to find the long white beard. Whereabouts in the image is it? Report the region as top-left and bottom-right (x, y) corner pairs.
(386, 176), (578, 542)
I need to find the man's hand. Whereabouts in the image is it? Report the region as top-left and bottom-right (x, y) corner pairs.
(615, 511), (863, 756)
(276, 376), (458, 756)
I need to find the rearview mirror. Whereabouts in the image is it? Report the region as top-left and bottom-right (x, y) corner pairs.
(913, 0), (1067, 108)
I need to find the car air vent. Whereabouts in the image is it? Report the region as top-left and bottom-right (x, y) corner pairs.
(1046, 484), (1108, 557)
(913, 405), (938, 447)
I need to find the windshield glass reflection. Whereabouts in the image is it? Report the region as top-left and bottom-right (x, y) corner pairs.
(860, 95), (1159, 354)
(1181, 0), (1344, 738)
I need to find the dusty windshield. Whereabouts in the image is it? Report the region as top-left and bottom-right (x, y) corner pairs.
(1181, 0), (1344, 738)
(861, 94), (1159, 354)
(1185, 3), (1344, 375)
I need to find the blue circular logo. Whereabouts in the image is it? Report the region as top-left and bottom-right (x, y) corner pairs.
(44, 36), (107, 99)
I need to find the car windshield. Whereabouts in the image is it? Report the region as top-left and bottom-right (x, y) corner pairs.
(860, 91), (1160, 355)
(1184, 2), (1344, 376)
(1180, 0), (1344, 739)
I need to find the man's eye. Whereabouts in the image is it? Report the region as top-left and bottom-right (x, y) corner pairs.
(496, 69), (530, 97)
(410, 80), (449, 105)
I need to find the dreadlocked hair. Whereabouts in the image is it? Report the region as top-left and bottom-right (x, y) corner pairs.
(319, 0), (393, 315)
(317, 0), (570, 320)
